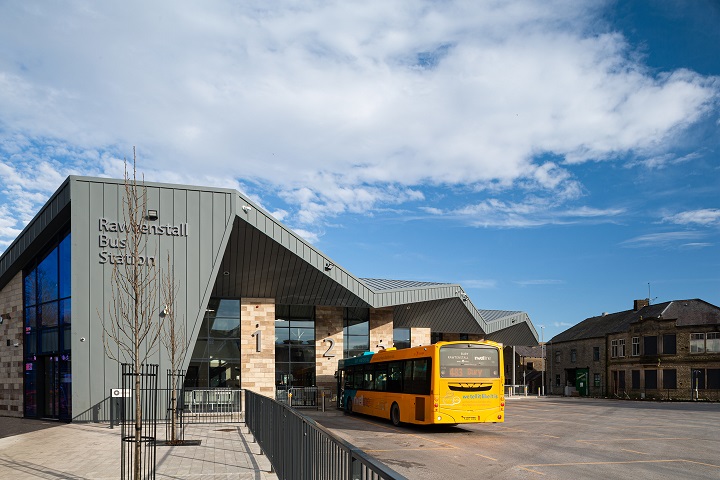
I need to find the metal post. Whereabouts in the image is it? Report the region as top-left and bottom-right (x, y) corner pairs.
(541, 326), (545, 396)
(512, 346), (515, 395)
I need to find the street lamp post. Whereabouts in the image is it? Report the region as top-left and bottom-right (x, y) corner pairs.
(541, 326), (545, 396)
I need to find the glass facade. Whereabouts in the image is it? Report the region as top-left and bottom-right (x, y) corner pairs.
(344, 307), (369, 358)
(275, 305), (316, 389)
(184, 298), (241, 388)
(23, 231), (72, 420)
(393, 327), (411, 349)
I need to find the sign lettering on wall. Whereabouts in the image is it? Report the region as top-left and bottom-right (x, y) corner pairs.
(97, 218), (189, 266)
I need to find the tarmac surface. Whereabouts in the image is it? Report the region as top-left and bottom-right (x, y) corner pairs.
(304, 395), (720, 479)
(0, 417), (277, 479)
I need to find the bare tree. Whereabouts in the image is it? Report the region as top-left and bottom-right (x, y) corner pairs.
(160, 252), (187, 443)
(102, 149), (162, 480)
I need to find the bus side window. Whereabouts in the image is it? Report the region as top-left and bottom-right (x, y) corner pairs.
(363, 365), (374, 390)
(406, 358), (431, 395)
(344, 366), (354, 389)
(353, 368), (363, 390)
(374, 363), (387, 391)
(388, 361), (403, 393)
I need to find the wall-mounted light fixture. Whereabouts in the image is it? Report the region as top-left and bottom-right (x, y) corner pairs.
(242, 205), (252, 213)
(147, 209), (158, 221)
(324, 262), (334, 271)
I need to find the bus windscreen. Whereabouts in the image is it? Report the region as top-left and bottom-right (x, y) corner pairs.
(439, 344), (499, 378)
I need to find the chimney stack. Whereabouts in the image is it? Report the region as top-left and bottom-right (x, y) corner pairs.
(634, 299), (649, 311)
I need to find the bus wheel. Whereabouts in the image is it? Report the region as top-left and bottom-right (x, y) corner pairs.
(390, 403), (401, 427)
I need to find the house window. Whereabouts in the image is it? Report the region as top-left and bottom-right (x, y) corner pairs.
(631, 370), (640, 389)
(690, 333), (705, 353)
(708, 369), (720, 389)
(663, 369), (677, 389)
(593, 346), (600, 361)
(631, 337), (640, 356)
(570, 349), (577, 363)
(555, 350), (561, 364)
(645, 369), (658, 390)
(611, 339), (618, 358)
(618, 339), (626, 357)
(593, 373), (601, 387)
(644, 336), (658, 355)
(662, 334), (676, 355)
(707, 333), (720, 353)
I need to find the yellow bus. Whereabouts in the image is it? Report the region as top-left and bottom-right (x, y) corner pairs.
(337, 341), (505, 426)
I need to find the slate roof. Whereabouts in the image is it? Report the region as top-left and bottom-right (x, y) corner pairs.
(550, 299), (720, 343)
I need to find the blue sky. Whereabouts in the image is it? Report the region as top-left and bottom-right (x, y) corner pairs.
(0, 0), (718, 341)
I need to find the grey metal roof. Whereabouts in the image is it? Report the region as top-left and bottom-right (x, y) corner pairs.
(360, 278), (451, 291)
(550, 299), (720, 343)
(0, 175), (540, 346)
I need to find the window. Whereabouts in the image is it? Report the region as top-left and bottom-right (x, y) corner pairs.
(593, 346), (600, 361)
(555, 374), (560, 387)
(186, 298), (242, 390)
(555, 350), (561, 364)
(404, 358), (431, 395)
(611, 339), (618, 358)
(527, 362), (534, 371)
(431, 332), (443, 344)
(273, 304), (315, 390)
(618, 339), (626, 357)
(690, 333), (705, 353)
(393, 327), (411, 350)
(631, 370), (640, 389)
(344, 307), (369, 358)
(662, 334), (676, 354)
(663, 369), (677, 389)
(23, 231), (72, 421)
(618, 371), (626, 390)
(594, 373), (601, 387)
(570, 349), (577, 363)
(707, 333), (720, 353)
(632, 337), (640, 356)
(708, 369), (720, 389)
(644, 336), (658, 355)
(645, 369), (658, 390)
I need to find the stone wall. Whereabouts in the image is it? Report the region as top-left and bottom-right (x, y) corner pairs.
(315, 306), (343, 393)
(411, 328), (431, 347)
(0, 272), (24, 417)
(240, 299), (275, 396)
(370, 307), (394, 351)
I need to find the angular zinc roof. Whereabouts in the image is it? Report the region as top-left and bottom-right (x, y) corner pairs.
(0, 175), (539, 346)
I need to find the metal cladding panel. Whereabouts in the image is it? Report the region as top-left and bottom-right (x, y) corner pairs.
(69, 177), (234, 419)
(485, 322), (538, 346)
(211, 220), (370, 307)
(392, 298), (485, 334)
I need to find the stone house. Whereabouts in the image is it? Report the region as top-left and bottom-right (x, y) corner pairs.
(548, 299), (720, 400)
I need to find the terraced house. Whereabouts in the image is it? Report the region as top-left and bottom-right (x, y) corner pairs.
(548, 299), (720, 400)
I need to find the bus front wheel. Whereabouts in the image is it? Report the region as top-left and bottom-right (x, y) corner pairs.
(390, 403), (401, 427)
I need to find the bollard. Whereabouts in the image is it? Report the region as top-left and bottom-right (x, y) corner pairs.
(288, 392), (293, 407)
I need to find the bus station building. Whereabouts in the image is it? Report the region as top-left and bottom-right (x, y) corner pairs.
(0, 176), (538, 421)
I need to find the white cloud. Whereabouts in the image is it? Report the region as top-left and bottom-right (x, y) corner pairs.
(460, 279), (497, 289)
(620, 231), (705, 248)
(663, 209), (720, 226)
(0, 0), (717, 236)
(514, 279), (565, 287)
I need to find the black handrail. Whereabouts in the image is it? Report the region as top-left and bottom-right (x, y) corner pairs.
(245, 390), (407, 480)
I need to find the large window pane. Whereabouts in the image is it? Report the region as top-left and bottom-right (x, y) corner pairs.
(39, 302), (59, 327)
(663, 369), (677, 389)
(345, 320), (369, 336)
(41, 328), (59, 353)
(215, 299), (240, 318)
(645, 369), (657, 389)
(209, 317), (240, 338)
(60, 299), (71, 326)
(24, 270), (37, 307)
(644, 336), (658, 355)
(59, 233), (71, 299)
(290, 345), (315, 362)
(207, 338), (240, 358)
(346, 336), (369, 352)
(706, 333), (720, 353)
(38, 248), (59, 303)
(290, 362), (315, 387)
(290, 327), (314, 344)
(690, 333), (705, 353)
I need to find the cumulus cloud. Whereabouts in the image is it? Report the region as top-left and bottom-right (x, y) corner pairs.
(0, 0), (717, 240)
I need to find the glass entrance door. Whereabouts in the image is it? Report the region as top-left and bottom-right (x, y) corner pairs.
(40, 356), (60, 419)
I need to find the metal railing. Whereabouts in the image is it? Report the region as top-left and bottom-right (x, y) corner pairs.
(246, 390), (407, 480)
(182, 388), (244, 423)
(276, 387), (333, 408)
